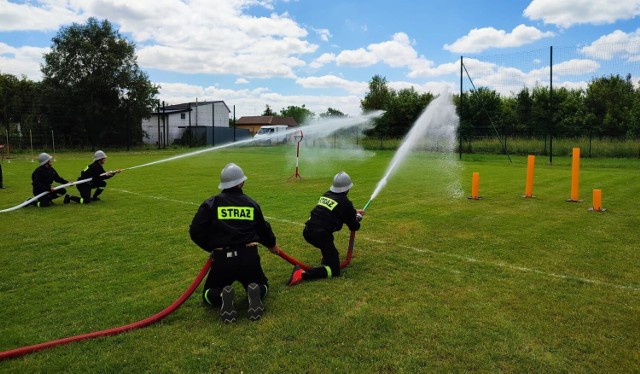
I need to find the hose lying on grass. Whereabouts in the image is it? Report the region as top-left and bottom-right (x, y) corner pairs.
(0, 227), (360, 360)
(0, 258), (212, 361)
(273, 230), (356, 270)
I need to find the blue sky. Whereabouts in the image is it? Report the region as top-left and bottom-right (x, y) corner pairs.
(1, 0), (639, 118)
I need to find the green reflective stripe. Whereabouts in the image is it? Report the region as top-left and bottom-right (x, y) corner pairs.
(325, 266), (332, 278)
(83, 166), (89, 171)
(203, 289), (212, 305)
(317, 196), (338, 211)
(80, 198), (84, 204)
(217, 206), (254, 220)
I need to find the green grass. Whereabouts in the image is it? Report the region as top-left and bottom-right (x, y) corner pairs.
(1, 146), (639, 372)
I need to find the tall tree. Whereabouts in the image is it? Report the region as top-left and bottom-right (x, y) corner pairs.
(514, 87), (533, 136)
(0, 74), (44, 147)
(530, 86), (551, 139)
(384, 87), (434, 137)
(554, 87), (586, 137)
(360, 75), (395, 136)
(584, 74), (634, 138)
(360, 75), (393, 111)
(464, 87), (502, 138)
(630, 83), (640, 138)
(280, 105), (314, 124)
(41, 17), (158, 148)
(319, 108), (346, 118)
(262, 104), (275, 116)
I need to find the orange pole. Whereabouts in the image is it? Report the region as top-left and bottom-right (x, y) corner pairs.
(570, 148), (580, 201)
(592, 189), (602, 211)
(471, 172), (480, 199)
(524, 155), (535, 197)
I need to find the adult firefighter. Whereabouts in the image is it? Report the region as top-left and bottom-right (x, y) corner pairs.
(189, 163), (278, 323)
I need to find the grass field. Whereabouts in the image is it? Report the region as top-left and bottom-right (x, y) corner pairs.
(1, 145), (639, 372)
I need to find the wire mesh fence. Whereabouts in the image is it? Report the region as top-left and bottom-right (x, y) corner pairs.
(459, 40), (640, 158)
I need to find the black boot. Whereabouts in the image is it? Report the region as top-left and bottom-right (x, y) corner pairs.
(92, 188), (104, 201)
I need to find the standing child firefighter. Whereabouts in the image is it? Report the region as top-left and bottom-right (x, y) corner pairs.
(288, 171), (365, 286)
(190, 163), (279, 323)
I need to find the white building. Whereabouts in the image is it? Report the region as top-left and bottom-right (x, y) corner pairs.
(141, 100), (230, 145)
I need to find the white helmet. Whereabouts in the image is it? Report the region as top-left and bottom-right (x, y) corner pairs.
(330, 171), (353, 193)
(218, 163), (248, 189)
(94, 150), (107, 161)
(38, 152), (52, 166)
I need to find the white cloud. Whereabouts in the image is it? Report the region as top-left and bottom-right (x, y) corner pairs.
(388, 80), (456, 97)
(335, 32), (435, 74)
(580, 29), (640, 60)
(0, 42), (48, 80)
(309, 52), (336, 68)
(409, 60), (459, 78)
(313, 27), (331, 42)
(0, 0), (84, 31)
(1, 0), (318, 79)
(458, 57), (600, 96)
(295, 75), (368, 94)
(335, 47), (377, 67)
(524, 0), (640, 28)
(556, 59), (601, 75)
(444, 24), (555, 54)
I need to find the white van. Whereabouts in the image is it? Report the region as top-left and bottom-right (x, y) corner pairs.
(253, 125), (288, 144)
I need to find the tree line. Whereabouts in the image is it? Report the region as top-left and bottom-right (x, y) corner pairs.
(1, 18), (639, 152)
(360, 74), (640, 141)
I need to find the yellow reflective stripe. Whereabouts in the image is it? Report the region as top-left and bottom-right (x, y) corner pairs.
(217, 206), (254, 220)
(317, 196), (338, 211)
(204, 289), (212, 305)
(325, 266), (332, 278)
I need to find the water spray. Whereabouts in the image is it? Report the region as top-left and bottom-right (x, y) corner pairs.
(1, 111), (384, 213)
(362, 94), (459, 211)
(274, 97), (459, 270)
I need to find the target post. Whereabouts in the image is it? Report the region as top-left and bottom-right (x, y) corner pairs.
(523, 154), (535, 198)
(468, 172), (482, 200)
(288, 130), (304, 180)
(567, 147), (581, 202)
(588, 189), (606, 212)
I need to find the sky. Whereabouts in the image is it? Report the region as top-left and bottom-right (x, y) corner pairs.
(1, 0), (639, 119)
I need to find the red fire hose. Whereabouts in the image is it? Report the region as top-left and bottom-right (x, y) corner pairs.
(1, 230), (358, 360)
(274, 230), (357, 270)
(0, 258), (213, 361)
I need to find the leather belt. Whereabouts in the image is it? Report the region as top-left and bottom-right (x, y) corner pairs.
(213, 242), (259, 255)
